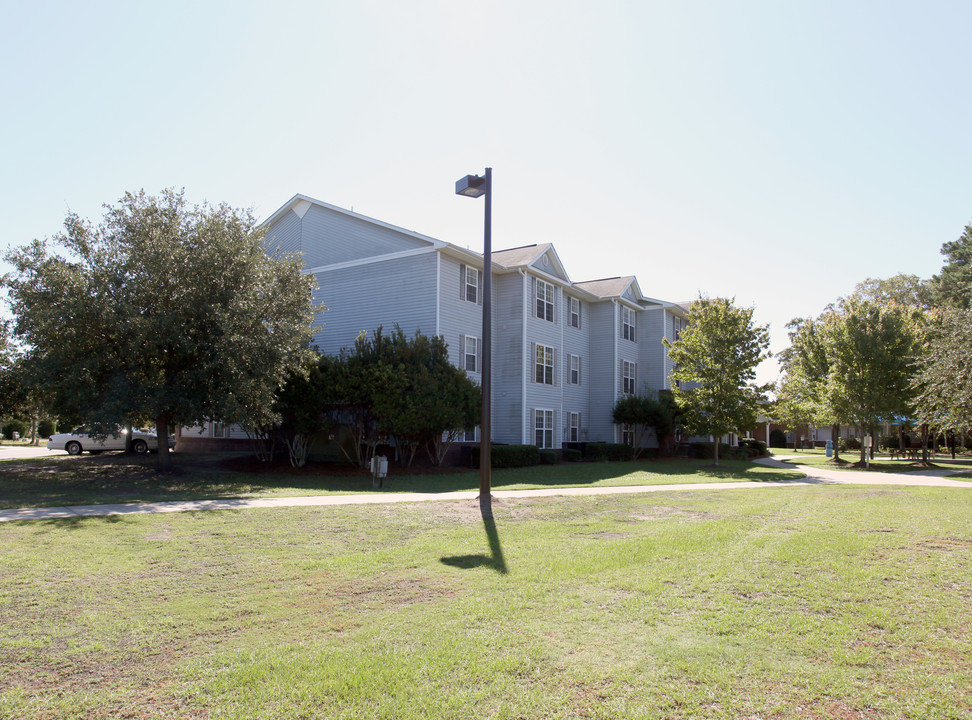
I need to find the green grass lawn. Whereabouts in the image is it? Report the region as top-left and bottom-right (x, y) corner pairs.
(777, 450), (972, 477)
(1, 485), (970, 719)
(0, 453), (805, 510)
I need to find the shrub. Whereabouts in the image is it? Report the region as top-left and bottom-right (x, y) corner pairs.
(769, 429), (788, 448)
(844, 437), (861, 450)
(471, 444), (541, 468)
(584, 443), (635, 462)
(563, 448), (582, 463)
(539, 449), (560, 465)
(738, 438), (767, 456)
(37, 419), (57, 439)
(2, 419), (28, 440)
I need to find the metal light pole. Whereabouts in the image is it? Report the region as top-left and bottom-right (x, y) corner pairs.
(455, 168), (492, 504)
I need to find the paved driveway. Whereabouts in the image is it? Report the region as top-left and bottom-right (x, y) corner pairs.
(0, 444), (66, 459)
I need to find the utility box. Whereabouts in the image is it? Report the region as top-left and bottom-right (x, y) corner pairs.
(371, 455), (388, 488)
(825, 440), (833, 458)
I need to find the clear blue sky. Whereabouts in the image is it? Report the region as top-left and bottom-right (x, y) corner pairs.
(3, 0), (970, 384)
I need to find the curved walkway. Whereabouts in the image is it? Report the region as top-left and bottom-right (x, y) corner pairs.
(1, 456), (969, 523)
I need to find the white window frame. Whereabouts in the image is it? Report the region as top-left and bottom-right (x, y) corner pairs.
(622, 360), (636, 395)
(568, 296), (580, 328)
(568, 412), (580, 442)
(568, 354), (581, 386)
(536, 279), (554, 322)
(463, 426), (479, 442)
(535, 344), (554, 385)
(622, 306), (636, 341)
(535, 409), (554, 449)
(621, 423), (635, 447)
(460, 264), (482, 305)
(463, 334), (480, 373)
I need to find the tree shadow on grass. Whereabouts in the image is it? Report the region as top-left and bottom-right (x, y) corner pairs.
(440, 496), (508, 574)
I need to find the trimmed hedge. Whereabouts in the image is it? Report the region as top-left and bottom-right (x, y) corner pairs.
(738, 438), (768, 456)
(563, 448), (582, 463)
(471, 444), (541, 468)
(584, 442), (635, 462)
(539, 449), (560, 465)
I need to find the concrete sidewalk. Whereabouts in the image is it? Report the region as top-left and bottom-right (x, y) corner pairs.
(1, 456), (969, 523)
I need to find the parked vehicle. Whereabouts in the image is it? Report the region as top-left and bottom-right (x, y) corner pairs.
(46, 428), (175, 455)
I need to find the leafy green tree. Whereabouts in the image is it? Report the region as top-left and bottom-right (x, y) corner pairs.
(320, 327), (480, 468)
(850, 274), (935, 312)
(663, 297), (770, 466)
(274, 360), (331, 467)
(776, 317), (843, 459)
(3, 189), (317, 471)
(912, 307), (972, 439)
(818, 298), (921, 463)
(612, 389), (675, 458)
(932, 223), (972, 309)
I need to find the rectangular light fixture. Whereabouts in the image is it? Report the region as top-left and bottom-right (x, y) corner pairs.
(455, 174), (486, 198)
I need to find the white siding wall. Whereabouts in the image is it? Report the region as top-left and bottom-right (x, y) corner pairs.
(639, 307), (667, 391)
(309, 253), (437, 354)
(491, 272), (525, 444)
(586, 301), (618, 442)
(298, 205), (432, 269)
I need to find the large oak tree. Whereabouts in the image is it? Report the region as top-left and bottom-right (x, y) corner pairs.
(3, 189), (317, 470)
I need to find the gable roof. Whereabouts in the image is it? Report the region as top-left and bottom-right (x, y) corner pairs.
(573, 276), (638, 300)
(492, 243), (570, 282)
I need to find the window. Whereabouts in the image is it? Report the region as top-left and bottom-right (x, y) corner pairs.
(673, 315), (683, 341)
(535, 409), (554, 449)
(536, 278), (554, 321)
(622, 306), (636, 341)
(463, 426), (478, 442)
(535, 344), (554, 385)
(568, 296), (580, 328)
(568, 412), (580, 442)
(460, 264), (482, 304)
(568, 354), (581, 385)
(461, 335), (480, 373)
(622, 360), (636, 395)
(621, 423), (635, 447)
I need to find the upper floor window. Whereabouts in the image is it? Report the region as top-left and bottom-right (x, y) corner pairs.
(568, 354), (581, 386)
(460, 264), (482, 304)
(622, 306), (636, 341)
(536, 279), (554, 322)
(535, 343), (554, 385)
(568, 297), (581, 328)
(622, 360), (636, 395)
(673, 315), (683, 341)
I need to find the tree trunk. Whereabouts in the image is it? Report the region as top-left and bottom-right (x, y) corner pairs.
(921, 423), (929, 463)
(831, 424), (840, 461)
(713, 435), (720, 466)
(156, 415), (172, 472)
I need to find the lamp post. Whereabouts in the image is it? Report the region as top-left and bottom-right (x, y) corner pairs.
(455, 168), (492, 506)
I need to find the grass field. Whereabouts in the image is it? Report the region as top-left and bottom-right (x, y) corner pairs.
(776, 449), (972, 478)
(0, 454), (805, 510)
(2, 480), (971, 719)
